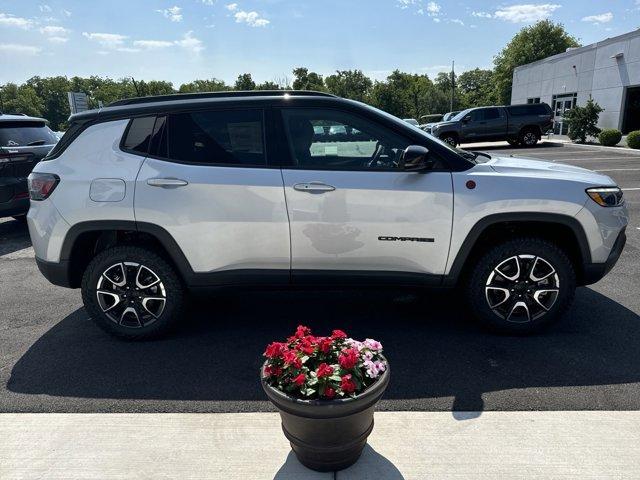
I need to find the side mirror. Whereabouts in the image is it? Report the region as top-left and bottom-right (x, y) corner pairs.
(401, 145), (433, 172)
(462, 115), (472, 123)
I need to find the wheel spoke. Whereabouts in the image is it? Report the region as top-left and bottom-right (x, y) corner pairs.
(533, 289), (559, 311)
(119, 306), (143, 327)
(96, 290), (121, 312)
(529, 257), (556, 282)
(135, 265), (161, 290)
(507, 300), (531, 323)
(141, 296), (166, 318)
(103, 263), (126, 287)
(485, 287), (510, 308)
(495, 256), (520, 281)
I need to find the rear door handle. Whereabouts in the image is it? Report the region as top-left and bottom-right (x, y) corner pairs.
(293, 182), (336, 193)
(147, 178), (189, 188)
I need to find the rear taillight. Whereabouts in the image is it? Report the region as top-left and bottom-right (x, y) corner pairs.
(28, 172), (59, 201)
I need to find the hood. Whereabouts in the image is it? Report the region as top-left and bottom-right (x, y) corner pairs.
(487, 155), (616, 186)
(432, 121), (458, 129)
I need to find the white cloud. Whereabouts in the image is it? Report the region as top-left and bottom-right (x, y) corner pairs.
(234, 10), (269, 27)
(472, 11), (492, 18)
(494, 4), (560, 23)
(116, 47), (141, 53)
(82, 32), (128, 48)
(133, 39), (175, 49)
(156, 6), (183, 22)
(450, 18), (464, 26)
(48, 36), (68, 44)
(0, 43), (41, 55)
(40, 25), (69, 35)
(226, 3), (239, 11)
(62, 9), (72, 17)
(174, 31), (204, 53)
(0, 13), (33, 29)
(39, 5), (52, 13)
(581, 12), (613, 23)
(425, 1), (440, 15)
(201, 0), (215, 4)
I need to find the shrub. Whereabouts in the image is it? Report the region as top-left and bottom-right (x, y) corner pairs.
(627, 131), (640, 149)
(598, 129), (622, 147)
(262, 325), (387, 400)
(565, 98), (603, 143)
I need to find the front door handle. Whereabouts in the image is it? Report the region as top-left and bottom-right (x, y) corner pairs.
(147, 178), (189, 188)
(293, 182), (336, 193)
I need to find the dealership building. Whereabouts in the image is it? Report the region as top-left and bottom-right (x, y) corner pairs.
(511, 29), (640, 135)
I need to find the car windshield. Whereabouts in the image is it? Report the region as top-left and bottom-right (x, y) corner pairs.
(357, 101), (489, 162)
(450, 109), (472, 122)
(0, 121), (58, 147)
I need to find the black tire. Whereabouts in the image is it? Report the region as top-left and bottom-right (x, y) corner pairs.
(507, 139), (520, 147)
(465, 237), (576, 334)
(81, 246), (185, 339)
(439, 133), (458, 147)
(519, 128), (539, 147)
(12, 215), (27, 222)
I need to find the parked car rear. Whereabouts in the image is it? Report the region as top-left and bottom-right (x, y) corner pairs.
(0, 114), (58, 218)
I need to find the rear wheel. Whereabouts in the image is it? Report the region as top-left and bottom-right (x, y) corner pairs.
(81, 246), (185, 339)
(519, 128), (539, 147)
(465, 238), (575, 334)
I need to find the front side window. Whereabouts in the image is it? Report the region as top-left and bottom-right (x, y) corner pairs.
(165, 109), (265, 166)
(281, 109), (412, 170)
(483, 108), (501, 120)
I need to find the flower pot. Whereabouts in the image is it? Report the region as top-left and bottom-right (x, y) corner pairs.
(261, 358), (390, 472)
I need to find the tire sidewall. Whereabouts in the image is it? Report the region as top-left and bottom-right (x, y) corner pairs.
(81, 246), (184, 339)
(466, 239), (576, 334)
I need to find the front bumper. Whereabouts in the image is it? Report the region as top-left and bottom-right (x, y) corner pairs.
(582, 228), (626, 285)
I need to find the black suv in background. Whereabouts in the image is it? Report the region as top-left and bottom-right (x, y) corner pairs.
(426, 103), (554, 147)
(0, 113), (58, 219)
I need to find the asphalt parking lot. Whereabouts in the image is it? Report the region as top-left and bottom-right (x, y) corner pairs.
(0, 140), (639, 414)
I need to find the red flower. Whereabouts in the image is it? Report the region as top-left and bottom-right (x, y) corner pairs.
(264, 342), (286, 359)
(324, 386), (336, 399)
(340, 374), (356, 393)
(283, 350), (302, 369)
(292, 373), (306, 386)
(331, 329), (347, 340)
(338, 348), (359, 370)
(318, 337), (333, 354)
(297, 335), (317, 355)
(295, 325), (311, 339)
(316, 363), (334, 379)
(264, 365), (282, 377)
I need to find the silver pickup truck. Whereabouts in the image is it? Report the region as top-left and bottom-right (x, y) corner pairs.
(425, 104), (554, 147)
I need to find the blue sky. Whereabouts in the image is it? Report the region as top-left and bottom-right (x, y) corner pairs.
(1, 1), (639, 86)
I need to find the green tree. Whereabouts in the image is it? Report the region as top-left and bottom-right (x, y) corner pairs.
(324, 70), (372, 102)
(0, 83), (44, 117)
(457, 68), (496, 108)
(494, 20), (579, 104)
(255, 80), (283, 90)
(565, 98), (603, 143)
(25, 76), (71, 130)
(234, 73), (256, 91)
(291, 68), (325, 91)
(178, 78), (228, 93)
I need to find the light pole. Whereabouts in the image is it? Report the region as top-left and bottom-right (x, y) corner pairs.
(450, 60), (455, 112)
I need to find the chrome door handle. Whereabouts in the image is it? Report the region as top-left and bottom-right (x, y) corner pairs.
(147, 178), (189, 188)
(293, 182), (336, 193)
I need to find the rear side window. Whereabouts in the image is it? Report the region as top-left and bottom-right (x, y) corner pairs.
(164, 109), (265, 166)
(508, 104), (551, 116)
(122, 116), (156, 155)
(0, 121), (58, 147)
(483, 108), (501, 120)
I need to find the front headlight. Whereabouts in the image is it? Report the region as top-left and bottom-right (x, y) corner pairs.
(586, 187), (624, 207)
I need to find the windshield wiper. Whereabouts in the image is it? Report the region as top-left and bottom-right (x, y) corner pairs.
(26, 140), (47, 146)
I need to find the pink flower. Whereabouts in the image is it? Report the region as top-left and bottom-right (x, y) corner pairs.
(364, 339), (382, 351)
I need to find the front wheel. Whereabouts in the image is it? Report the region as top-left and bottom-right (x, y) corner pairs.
(465, 238), (576, 334)
(81, 246), (185, 339)
(519, 129), (539, 147)
(439, 134), (458, 147)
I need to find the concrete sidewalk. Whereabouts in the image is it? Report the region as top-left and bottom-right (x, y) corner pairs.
(2, 412), (639, 479)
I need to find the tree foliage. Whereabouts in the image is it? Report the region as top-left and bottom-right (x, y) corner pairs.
(324, 70), (372, 102)
(493, 20), (579, 104)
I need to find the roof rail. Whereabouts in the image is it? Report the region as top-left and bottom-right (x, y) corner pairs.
(107, 90), (336, 107)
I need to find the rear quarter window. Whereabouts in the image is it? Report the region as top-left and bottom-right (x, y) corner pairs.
(122, 116), (156, 155)
(508, 104), (551, 117)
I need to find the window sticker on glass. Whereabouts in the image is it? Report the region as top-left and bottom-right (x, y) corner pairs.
(227, 121), (263, 153)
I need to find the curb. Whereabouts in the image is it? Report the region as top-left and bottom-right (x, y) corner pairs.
(543, 138), (640, 155)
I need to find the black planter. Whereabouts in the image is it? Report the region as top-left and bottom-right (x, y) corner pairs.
(261, 359), (390, 472)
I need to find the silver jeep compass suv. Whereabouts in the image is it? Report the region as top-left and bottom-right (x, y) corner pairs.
(27, 91), (628, 338)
